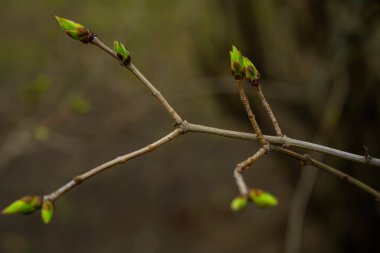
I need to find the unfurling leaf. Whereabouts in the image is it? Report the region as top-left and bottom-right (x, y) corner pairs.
(249, 189), (278, 208)
(55, 16), (95, 44)
(41, 200), (54, 224)
(114, 41), (131, 66)
(229, 45), (245, 80)
(244, 57), (261, 86)
(230, 196), (248, 211)
(2, 196), (42, 215)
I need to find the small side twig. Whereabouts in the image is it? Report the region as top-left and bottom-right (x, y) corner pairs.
(91, 37), (183, 125)
(256, 84), (283, 136)
(271, 145), (380, 201)
(185, 123), (380, 167)
(236, 80), (267, 145)
(44, 128), (182, 201)
(234, 147), (268, 195)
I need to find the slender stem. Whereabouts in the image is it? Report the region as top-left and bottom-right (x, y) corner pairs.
(184, 122), (380, 167)
(40, 33), (380, 206)
(236, 80), (267, 145)
(128, 63), (183, 125)
(44, 128), (182, 201)
(91, 37), (183, 125)
(91, 37), (118, 60)
(91, 37), (380, 167)
(42, 120), (380, 202)
(271, 146), (380, 201)
(234, 147), (268, 195)
(256, 84), (283, 136)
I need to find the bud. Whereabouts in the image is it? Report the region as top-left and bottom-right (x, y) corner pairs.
(230, 196), (248, 211)
(55, 16), (95, 44)
(2, 196), (42, 215)
(41, 200), (54, 224)
(244, 57), (261, 86)
(229, 45), (245, 80)
(249, 189), (278, 208)
(114, 41), (131, 66)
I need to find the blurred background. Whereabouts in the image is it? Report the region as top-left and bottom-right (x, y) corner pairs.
(1, 0), (380, 252)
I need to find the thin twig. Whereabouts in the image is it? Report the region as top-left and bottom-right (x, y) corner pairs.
(184, 122), (380, 167)
(256, 84), (283, 136)
(128, 63), (183, 125)
(90, 37), (380, 167)
(44, 128), (182, 201)
(271, 146), (380, 201)
(234, 147), (268, 195)
(42, 31), (380, 205)
(41, 121), (380, 203)
(91, 37), (183, 125)
(236, 80), (267, 145)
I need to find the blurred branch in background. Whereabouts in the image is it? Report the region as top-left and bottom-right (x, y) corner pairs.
(286, 67), (349, 253)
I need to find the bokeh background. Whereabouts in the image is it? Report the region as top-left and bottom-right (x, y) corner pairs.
(1, 0), (380, 252)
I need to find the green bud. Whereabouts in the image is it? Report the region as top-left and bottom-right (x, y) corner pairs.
(2, 196), (42, 215)
(41, 200), (54, 224)
(249, 189), (278, 208)
(68, 93), (92, 114)
(55, 16), (95, 44)
(114, 41), (131, 66)
(230, 196), (248, 211)
(229, 45), (245, 80)
(244, 57), (261, 86)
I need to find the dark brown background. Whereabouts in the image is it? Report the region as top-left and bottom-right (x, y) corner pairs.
(1, 0), (380, 252)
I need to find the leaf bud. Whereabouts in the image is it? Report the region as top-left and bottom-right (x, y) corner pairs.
(244, 57), (261, 86)
(41, 200), (54, 224)
(114, 41), (131, 66)
(2, 195), (42, 215)
(249, 189), (278, 208)
(230, 195), (248, 211)
(229, 45), (245, 80)
(55, 16), (95, 44)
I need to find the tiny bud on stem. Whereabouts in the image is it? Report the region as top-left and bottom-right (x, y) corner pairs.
(249, 189), (278, 208)
(2, 196), (42, 215)
(55, 16), (95, 44)
(114, 41), (131, 66)
(41, 200), (55, 224)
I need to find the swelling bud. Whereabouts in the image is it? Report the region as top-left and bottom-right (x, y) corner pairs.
(55, 16), (95, 44)
(41, 200), (54, 224)
(114, 41), (131, 66)
(249, 189), (278, 208)
(230, 196), (248, 211)
(244, 57), (261, 86)
(229, 45), (245, 80)
(2, 196), (42, 215)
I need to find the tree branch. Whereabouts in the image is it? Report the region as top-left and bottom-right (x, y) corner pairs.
(184, 122), (380, 167)
(234, 147), (268, 195)
(91, 37), (183, 125)
(256, 84), (283, 136)
(44, 128), (183, 202)
(89, 36), (380, 168)
(271, 146), (380, 201)
(236, 80), (267, 145)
